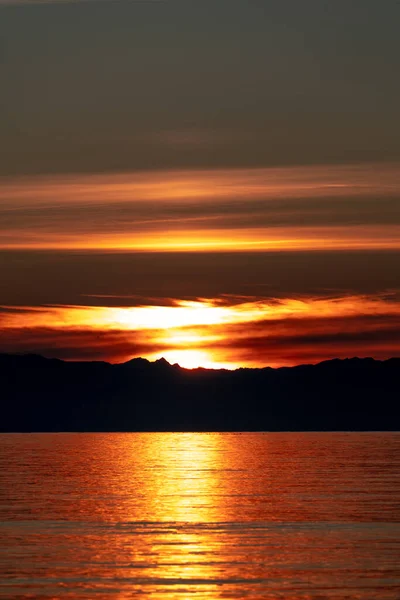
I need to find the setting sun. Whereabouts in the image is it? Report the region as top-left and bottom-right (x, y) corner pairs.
(149, 350), (235, 370)
(1, 294), (399, 368)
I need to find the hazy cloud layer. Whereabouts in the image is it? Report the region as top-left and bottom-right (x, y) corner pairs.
(1, 250), (400, 308)
(2, 164), (400, 250)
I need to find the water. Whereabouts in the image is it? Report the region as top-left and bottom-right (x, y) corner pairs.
(0, 433), (399, 599)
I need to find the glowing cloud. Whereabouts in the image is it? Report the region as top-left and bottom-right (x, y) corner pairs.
(1, 163), (400, 251)
(1, 294), (400, 368)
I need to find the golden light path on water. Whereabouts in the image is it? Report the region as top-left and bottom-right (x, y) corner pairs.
(79, 433), (227, 592)
(1, 295), (400, 368)
(135, 433), (225, 589)
(3, 433), (400, 598)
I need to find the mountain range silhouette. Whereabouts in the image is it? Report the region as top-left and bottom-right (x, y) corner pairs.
(1, 354), (399, 432)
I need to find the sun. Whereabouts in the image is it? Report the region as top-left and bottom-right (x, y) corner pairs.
(150, 349), (235, 370)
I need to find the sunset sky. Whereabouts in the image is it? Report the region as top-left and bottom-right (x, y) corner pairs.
(1, 0), (400, 368)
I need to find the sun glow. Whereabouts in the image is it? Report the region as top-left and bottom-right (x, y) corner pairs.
(1, 294), (400, 368)
(1, 295), (397, 331)
(3, 226), (400, 251)
(150, 349), (234, 370)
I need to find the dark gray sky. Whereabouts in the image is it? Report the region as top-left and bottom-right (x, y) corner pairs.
(1, 0), (400, 175)
(1, 250), (400, 307)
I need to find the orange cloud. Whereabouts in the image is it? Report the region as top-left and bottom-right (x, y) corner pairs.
(1, 162), (400, 251)
(1, 295), (400, 368)
(2, 163), (400, 205)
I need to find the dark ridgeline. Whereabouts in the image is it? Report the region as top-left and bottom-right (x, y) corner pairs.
(0, 354), (399, 432)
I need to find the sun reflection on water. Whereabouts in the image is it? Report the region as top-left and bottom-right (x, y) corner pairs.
(134, 433), (223, 522)
(2, 433), (400, 598)
(123, 433), (226, 596)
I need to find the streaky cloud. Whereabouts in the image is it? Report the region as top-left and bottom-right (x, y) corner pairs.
(1, 294), (400, 368)
(1, 163), (400, 251)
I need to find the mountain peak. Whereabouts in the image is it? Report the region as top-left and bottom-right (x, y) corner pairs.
(121, 357), (150, 367)
(154, 357), (174, 369)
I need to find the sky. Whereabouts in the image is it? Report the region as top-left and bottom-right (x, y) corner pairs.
(1, 0), (400, 368)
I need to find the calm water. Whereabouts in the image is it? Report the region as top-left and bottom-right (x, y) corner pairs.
(0, 433), (399, 599)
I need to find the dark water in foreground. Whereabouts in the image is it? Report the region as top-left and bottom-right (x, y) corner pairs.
(0, 433), (399, 599)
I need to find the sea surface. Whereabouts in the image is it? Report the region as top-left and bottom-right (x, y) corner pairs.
(0, 432), (399, 599)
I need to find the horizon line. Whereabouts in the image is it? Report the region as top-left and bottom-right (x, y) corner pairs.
(2, 351), (399, 372)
